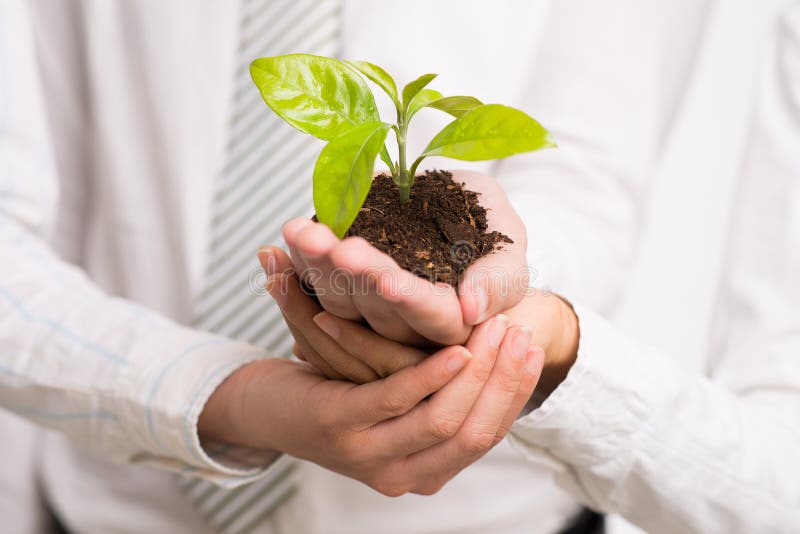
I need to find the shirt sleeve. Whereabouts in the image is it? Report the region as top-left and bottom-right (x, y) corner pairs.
(0, 0), (274, 487)
(509, 6), (800, 532)
(494, 0), (711, 313)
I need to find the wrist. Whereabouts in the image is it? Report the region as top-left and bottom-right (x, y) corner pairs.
(506, 291), (579, 396)
(540, 294), (579, 394)
(198, 358), (287, 450)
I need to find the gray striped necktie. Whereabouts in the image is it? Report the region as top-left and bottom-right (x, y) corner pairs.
(179, 1), (341, 532)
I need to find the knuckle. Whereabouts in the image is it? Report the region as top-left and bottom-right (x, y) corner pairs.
(334, 360), (375, 385)
(348, 370), (377, 385)
(463, 366), (491, 389)
(497, 374), (522, 395)
(364, 305), (398, 325)
(463, 429), (496, 455)
(383, 353), (405, 376)
(492, 431), (507, 447)
(365, 462), (411, 498)
(379, 484), (408, 498)
(414, 480), (446, 496)
(321, 299), (360, 320)
(370, 478), (408, 498)
(429, 413), (462, 440)
(379, 385), (410, 416)
(380, 351), (416, 378)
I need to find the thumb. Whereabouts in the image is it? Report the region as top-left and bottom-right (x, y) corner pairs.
(458, 247), (528, 325)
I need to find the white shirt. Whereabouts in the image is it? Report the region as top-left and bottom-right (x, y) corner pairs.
(512, 4), (800, 533)
(6, 0), (784, 533)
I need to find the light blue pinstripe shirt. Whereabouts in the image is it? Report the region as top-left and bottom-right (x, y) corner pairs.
(0, 0), (274, 489)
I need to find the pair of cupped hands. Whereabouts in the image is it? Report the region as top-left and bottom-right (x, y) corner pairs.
(200, 171), (578, 497)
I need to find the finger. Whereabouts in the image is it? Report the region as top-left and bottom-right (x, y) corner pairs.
(324, 237), (422, 343)
(281, 218), (314, 282)
(400, 325), (533, 488)
(266, 275), (348, 380)
(291, 341), (306, 360)
(295, 222), (361, 320)
(284, 314), (340, 377)
(330, 237), (470, 345)
(368, 315), (508, 455)
(409, 347), (542, 496)
(312, 311), (428, 377)
(354, 270), (428, 346)
(257, 246), (295, 276)
(494, 346), (544, 443)
(454, 171), (528, 325)
(345, 344), (473, 427)
(257, 248), (324, 369)
(452, 325), (531, 448)
(459, 246), (527, 326)
(258, 248), (321, 368)
(268, 273), (379, 383)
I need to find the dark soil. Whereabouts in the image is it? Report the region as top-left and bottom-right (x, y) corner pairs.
(345, 170), (512, 286)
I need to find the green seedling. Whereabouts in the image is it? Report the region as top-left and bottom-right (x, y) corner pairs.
(250, 54), (555, 238)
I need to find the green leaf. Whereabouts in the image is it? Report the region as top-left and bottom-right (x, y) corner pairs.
(346, 60), (399, 106)
(428, 95), (483, 118)
(422, 104), (556, 161)
(402, 73), (437, 113)
(314, 121), (391, 238)
(407, 88), (443, 120)
(379, 145), (395, 174)
(250, 54), (379, 141)
(343, 60), (397, 172)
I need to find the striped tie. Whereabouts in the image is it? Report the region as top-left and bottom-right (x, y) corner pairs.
(179, 1), (342, 532)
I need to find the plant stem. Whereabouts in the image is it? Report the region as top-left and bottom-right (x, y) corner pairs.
(396, 110), (412, 203)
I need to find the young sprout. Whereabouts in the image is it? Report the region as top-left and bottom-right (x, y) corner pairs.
(250, 54), (555, 238)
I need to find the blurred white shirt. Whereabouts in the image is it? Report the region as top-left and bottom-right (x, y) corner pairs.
(512, 4), (800, 532)
(7, 0), (779, 533)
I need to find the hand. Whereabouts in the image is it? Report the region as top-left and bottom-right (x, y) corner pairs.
(276, 170), (528, 346)
(259, 245), (426, 382)
(198, 313), (544, 496)
(261, 244), (577, 393)
(504, 291), (580, 396)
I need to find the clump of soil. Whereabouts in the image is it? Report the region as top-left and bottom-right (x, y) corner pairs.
(346, 170), (512, 286)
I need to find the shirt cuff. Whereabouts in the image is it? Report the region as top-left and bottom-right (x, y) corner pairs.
(112, 326), (281, 486)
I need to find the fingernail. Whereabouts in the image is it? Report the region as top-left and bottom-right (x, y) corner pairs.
(446, 348), (471, 373)
(313, 312), (340, 339)
(474, 285), (489, 323)
(512, 326), (533, 360)
(265, 275), (285, 306)
(488, 314), (509, 349)
(259, 248), (277, 276)
(526, 346), (545, 374)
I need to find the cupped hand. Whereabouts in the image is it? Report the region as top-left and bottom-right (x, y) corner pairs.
(261, 244), (577, 398)
(199, 304), (543, 496)
(275, 170), (528, 346)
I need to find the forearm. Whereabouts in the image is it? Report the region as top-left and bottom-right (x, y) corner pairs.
(0, 221), (275, 483)
(1, 0), (275, 482)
